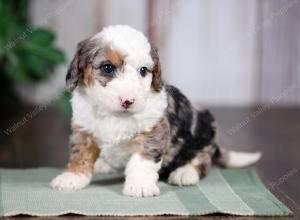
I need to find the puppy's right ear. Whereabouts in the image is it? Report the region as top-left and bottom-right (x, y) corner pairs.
(66, 39), (91, 92)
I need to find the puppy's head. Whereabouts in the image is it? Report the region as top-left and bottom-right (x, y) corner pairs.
(67, 25), (163, 115)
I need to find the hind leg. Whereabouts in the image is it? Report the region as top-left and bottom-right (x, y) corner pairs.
(168, 152), (212, 186)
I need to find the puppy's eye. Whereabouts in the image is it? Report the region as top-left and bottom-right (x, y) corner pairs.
(139, 67), (148, 77)
(101, 64), (115, 75)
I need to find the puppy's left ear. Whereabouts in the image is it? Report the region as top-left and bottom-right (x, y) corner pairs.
(150, 45), (163, 92)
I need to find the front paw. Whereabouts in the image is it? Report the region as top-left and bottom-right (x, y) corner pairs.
(123, 178), (160, 197)
(50, 172), (91, 191)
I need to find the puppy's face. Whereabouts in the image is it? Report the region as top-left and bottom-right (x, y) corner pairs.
(66, 25), (162, 115)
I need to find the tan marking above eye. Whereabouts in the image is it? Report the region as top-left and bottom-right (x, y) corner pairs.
(104, 48), (123, 67)
(83, 66), (94, 87)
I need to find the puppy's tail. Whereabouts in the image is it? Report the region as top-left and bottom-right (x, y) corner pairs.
(212, 144), (261, 168)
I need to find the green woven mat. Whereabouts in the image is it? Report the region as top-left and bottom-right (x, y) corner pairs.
(0, 168), (292, 217)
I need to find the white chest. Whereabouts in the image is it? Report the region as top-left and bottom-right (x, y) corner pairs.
(99, 142), (133, 170)
(90, 115), (140, 144)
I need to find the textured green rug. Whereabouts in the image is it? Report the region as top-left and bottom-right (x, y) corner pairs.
(0, 168), (292, 217)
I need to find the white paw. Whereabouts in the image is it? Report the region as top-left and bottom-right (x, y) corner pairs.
(123, 178), (160, 197)
(50, 172), (91, 191)
(94, 158), (117, 173)
(168, 164), (199, 186)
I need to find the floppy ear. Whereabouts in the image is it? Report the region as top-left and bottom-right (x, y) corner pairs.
(66, 38), (93, 91)
(150, 45), (163, 92)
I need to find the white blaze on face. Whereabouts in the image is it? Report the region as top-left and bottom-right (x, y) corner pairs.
(116, 65), (152, 111)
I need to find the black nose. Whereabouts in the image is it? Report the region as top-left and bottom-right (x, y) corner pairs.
(122, 99), (134, 109)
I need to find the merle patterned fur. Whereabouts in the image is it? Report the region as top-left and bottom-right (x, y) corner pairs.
(159, 85), (221, 179)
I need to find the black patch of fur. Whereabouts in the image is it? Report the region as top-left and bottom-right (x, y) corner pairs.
(165, 85), (193, 142)
(159, 85), (218, 180)
(154, 154), (163, 163)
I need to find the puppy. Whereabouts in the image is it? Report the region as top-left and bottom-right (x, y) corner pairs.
(50, 25), (261, 197)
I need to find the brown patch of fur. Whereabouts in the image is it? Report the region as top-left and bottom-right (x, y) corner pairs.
(133, 116), (170, 162)
(65, 129), (100, 175)
(104, 48), (123, 67)
(192, 152), (212, 178)
(83, 66), (94, 87)
(150, 46), (163, 92)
